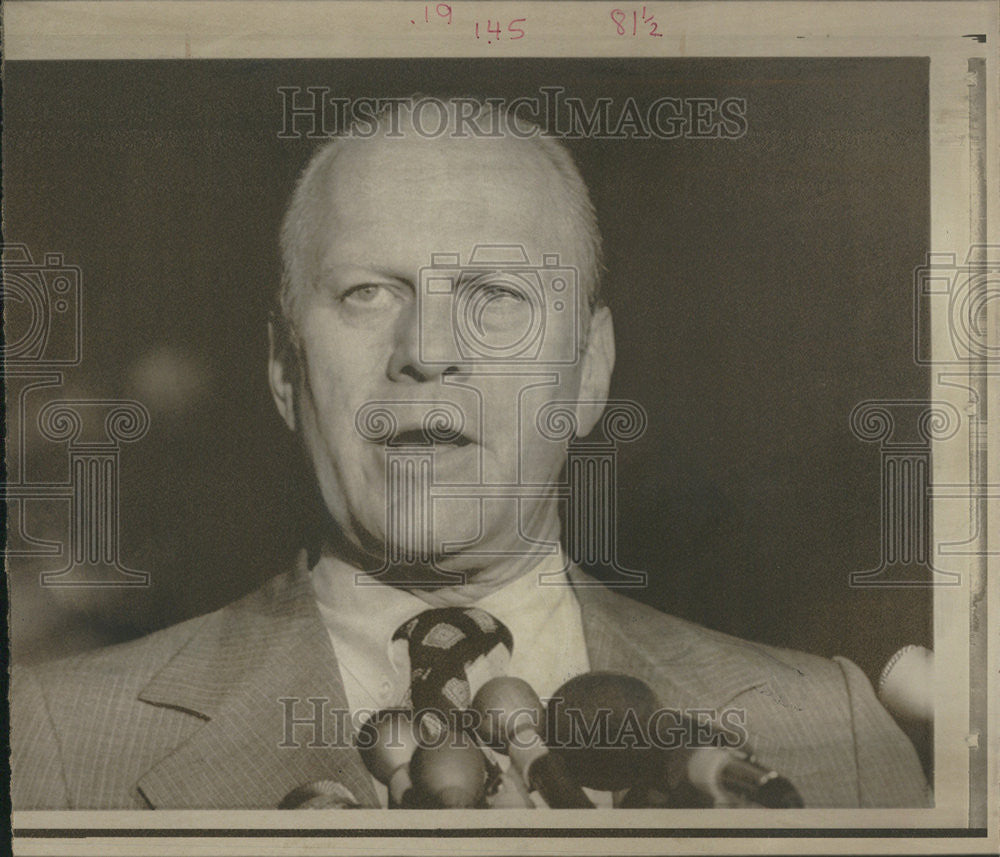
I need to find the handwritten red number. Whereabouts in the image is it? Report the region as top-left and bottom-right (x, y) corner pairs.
(608, 6), (664, 37)
(436, 3), (452, 24)
(508, 17), (526, 39)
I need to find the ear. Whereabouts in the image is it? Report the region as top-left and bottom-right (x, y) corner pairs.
(573, 305), (616, 438)
(268, 316), (298, 432)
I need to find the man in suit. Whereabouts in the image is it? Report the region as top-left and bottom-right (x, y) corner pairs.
(11, 97), (929, 810)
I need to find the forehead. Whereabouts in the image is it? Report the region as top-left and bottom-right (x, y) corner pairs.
(310, 134), (582, 272)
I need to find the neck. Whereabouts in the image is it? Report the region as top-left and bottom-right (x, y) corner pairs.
(388, 549), (565, 607)
(318, 505), (566, 607)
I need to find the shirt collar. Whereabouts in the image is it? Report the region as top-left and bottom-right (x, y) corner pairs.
(310, 556), (427, 654)
(309, 551), (584, 704)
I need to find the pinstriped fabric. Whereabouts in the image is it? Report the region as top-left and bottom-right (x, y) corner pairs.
(833, 656), (932, 807)
(572, 571), (929, 808)
(11, 555), (929, 809)
(11, 621), (209, 809)
(12, 565), (379, 809)
(10, 669), (71, 809)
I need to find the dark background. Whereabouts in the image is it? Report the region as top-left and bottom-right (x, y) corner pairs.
(4, 58), (931, 683)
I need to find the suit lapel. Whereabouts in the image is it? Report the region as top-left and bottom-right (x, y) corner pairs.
(136, 554), (379, 809)
(569, 566), (773, 712)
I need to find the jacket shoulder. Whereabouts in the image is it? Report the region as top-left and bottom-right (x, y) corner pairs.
(11, 571), (300, 809)
(577, 576), (836, 682)
(24, 568), (300, 692)
(28, 612), (208, 687)
(575, 576), (928, 807)
(11, 612), (213, 809)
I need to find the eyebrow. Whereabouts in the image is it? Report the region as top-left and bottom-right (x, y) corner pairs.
(315, 264), (415, 290)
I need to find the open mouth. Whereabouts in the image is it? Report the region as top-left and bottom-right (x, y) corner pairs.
(387, 427), (475, 448)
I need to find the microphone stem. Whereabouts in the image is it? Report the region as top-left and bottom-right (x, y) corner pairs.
(388, 766), (412, 808)
(686, 749), (804, 808)
(509, 731), (595, 809)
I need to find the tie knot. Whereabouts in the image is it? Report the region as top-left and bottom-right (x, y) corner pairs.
(393, 606), (512, 652)
(393, 607), (513, 737)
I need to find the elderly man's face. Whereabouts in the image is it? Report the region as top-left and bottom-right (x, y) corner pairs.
(270, 131), (614, 584)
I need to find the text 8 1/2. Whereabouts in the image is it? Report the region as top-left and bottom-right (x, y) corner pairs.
(610, 7), (663, 37)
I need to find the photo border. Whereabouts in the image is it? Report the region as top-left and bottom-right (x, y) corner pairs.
(5, 1), (997, 855)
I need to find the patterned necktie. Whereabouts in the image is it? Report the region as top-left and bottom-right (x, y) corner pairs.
(393, 606), (514, 740)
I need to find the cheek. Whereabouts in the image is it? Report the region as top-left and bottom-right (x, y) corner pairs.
(482, 381), (578, 476)
(297, 318), (392, 432)
(296, 357), (386, 510)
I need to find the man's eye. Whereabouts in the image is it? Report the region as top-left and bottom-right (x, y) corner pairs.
(486, 285), (525, 301)
(470, 282), (527, 303)
(342, 283), (395, 305)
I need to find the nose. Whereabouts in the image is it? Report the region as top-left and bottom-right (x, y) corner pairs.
(387, 298), (461, 382)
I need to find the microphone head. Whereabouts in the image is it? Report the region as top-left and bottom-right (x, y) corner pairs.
(409, 740), (489, 808)
(878, 645), (934, 724)
(279, 780), (360, 809)
(755, 775), (805, 809)
(357, 709), (421, 785)
(471, 676), (545, 750)
(546, 671), (661, 791)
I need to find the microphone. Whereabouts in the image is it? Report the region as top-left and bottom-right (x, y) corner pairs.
(279, 780), (360, 809)
(877, 645), (933, 777)
(665, 745), (804, 809)
(483, 765), (535, 809)
(471, 676), (595, 808)
(357, 709), (421, 807)
(409, 737), (489, 807)
(358, 707), (530, 808)
(878, 645), (933, 724)
(546, 672), (659, 792)
(547, 671), (804, 808)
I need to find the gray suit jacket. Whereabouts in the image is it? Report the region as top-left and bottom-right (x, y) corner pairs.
(11, 555), (929, 809)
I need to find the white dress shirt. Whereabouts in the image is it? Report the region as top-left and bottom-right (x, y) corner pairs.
(309, 550), (598, 807)
(310, 550), (592, 715)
